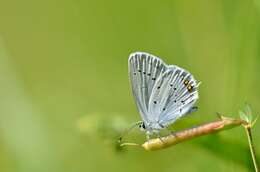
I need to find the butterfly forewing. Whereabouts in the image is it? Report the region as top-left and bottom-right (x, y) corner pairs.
(128, 52), (167, 123)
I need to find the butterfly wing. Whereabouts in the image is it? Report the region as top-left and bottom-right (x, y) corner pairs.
(128, 52), (167, 123)
(148, 65), (199, 127)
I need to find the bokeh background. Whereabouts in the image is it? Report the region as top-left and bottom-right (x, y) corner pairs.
(1, 0), (260, 172)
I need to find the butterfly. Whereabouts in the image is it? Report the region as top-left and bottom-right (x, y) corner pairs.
(128, 52), (200, 140)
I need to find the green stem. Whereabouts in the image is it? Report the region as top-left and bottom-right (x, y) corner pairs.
(245, 126), (259, 172)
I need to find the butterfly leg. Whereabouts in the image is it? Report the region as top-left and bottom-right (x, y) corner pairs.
(158, 122), (174, 137)
(161, 127), (178, 138)
(154, 130), (164, 144)
(146, 134), (150, 141)
(146, 130), (152, 141)
(157, 134), (165, 143)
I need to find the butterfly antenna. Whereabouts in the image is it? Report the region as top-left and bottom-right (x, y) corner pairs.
(120, 142), (141, 148)
(118, 121), (143, 143)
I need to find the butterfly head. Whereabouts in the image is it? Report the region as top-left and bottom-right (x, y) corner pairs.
(139, 121), (146, 131)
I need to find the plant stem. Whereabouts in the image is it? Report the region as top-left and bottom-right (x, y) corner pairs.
(120, 115), (259, 171)
(245, 126), (259, 172)
(141, 116), (245, 151)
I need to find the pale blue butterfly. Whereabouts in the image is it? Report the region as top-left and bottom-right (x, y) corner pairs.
(128, 52), (200, 140)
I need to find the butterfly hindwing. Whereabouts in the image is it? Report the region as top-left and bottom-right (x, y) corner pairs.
(148, 65), (199, 127)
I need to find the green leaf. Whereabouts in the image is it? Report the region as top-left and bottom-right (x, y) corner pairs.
(245, 104), (252, 122)
(239, 111), (249, 123)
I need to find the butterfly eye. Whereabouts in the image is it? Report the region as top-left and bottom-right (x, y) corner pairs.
(142, 123), (146, 129)
(139, 122), (146, 129)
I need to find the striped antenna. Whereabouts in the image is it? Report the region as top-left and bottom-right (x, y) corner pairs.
(118, 121), (143, 143)
(120, 142), (141, 148)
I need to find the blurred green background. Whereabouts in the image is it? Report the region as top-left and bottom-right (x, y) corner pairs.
(1, 0), (260, 172)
